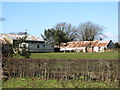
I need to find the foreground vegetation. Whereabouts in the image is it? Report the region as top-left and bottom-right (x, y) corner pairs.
(2, 78), (118, 88)
(30, 51), (118, 59)
(3, 51), (119, 88)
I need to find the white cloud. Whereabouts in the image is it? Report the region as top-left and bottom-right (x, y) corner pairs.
(104, 32), (111, 38)
(103, 32), (118, 42)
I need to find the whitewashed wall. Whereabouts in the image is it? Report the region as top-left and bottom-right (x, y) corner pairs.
(28, 42), (54, 52)
(60, 47), (86, 52)
(77, 47), (86, 52)
(93, 47), (99, 52)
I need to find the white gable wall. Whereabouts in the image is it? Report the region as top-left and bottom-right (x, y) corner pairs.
(93, 46), (106, 52)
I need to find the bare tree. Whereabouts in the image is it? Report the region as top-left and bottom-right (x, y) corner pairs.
(9, 29), (28, 35)
(0, 17), (6, 22)
(77, 21), (105, 41)
(17, 32), (27, 35)
(54, 22), (77, 41)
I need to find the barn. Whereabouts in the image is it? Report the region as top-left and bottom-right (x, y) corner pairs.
(0, 34), (54, 53)
(60, 40), (115, 52)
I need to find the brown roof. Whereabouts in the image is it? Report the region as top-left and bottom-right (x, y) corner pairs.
(61, 40), (110, 48)
(0, 37), (10, 44)
(96, 43), (108, 47)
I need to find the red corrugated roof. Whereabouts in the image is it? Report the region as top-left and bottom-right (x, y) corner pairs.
(96, 43), (108, 47)
(61, 41), (109, 48)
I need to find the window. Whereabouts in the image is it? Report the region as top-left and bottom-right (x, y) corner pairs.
(98, 47), (100, 51)
(23, 44), (26, 48)
(37, 45), (39, 49)
(2, 46), (4, 50)
(42, 45), (45, 49)
(31, 41), (34, 43)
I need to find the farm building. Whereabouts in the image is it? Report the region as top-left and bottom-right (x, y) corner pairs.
(0, 36), (12, 56)
(0, 34), (54, 53)
(60, 40), (115, 52)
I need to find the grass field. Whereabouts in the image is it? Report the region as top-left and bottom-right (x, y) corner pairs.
(2, 78), (118, 88)
(30, 51), (118, 59)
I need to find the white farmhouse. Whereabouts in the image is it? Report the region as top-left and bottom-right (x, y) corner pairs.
(0, 34), (54, 53)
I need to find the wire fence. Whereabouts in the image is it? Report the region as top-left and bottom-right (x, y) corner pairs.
(2, 57), (120, 84)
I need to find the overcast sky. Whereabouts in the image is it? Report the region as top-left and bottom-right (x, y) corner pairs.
(1, 2), (118, 42)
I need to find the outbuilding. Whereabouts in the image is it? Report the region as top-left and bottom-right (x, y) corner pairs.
(60, 40), (114, 52)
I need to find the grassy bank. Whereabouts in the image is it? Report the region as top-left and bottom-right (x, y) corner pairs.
(2, 78), (118, 88)
(30, 51), (118, 59)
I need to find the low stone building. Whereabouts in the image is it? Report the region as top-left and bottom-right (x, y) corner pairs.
(60, 40), (115, 52)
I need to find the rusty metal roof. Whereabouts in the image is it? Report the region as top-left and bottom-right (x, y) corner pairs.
(0, 37), (10, 44)
(5, 34), (43, 41)
(61, 40), (110, 48)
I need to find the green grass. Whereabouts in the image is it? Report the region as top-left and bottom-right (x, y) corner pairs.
(30, 51), (118, 59)
(2, 78), (118, 88)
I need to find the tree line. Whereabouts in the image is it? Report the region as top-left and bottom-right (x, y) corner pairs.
(41, 21), (105, 47)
